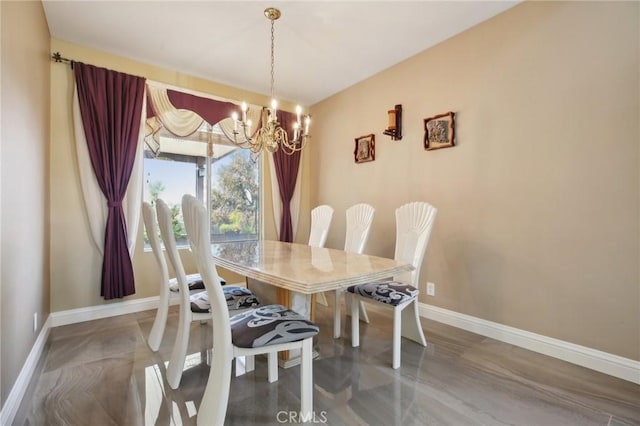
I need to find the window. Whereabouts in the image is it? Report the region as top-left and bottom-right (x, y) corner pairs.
(143, 123), (261, 248)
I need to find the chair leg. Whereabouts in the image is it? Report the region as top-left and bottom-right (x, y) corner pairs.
(300, 338), (313, 420)
(235, 355), (256, 376)
(267, 352), (278, 383)
(246, 355), (255, 372)
(359, 301), (370, 323)
(198, 348), (233, 426)
(400, 299), (427, 347)
(148, 288), (169, 352)
(346, 293), (370, 324)
(337, 291), (369, 340)
(392, 306), (401, 369)
(333, 289), (342, 339)
(167, 303), (192, 389)
(234, 358), (242, 376)
(351, 295), (360, 347)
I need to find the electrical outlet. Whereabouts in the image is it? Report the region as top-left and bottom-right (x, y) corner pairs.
(33, 312), (38, 332)
(426, 282), (436, 296)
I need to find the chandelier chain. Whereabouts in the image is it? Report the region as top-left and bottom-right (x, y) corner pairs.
(270, 18), (275, 101)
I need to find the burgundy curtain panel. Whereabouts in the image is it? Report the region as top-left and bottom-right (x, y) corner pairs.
(273, 111), (302, 243)
(74, 62), (146, 299)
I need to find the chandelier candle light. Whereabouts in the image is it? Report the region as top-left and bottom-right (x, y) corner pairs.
(231, 7), (311, 156)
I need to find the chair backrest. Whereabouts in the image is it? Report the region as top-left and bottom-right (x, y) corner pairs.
(142, 202), (170, 286)
(156, 199), (190, 297)
(181, 194), (231, 345)
(394, 202), (437, 286)
(344, 203), (375, 254)
(308, 205), (334, 248)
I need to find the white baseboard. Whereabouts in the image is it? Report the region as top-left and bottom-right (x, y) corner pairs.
(2, 295), (173, 425)
(49, 295), (177, 327)
(0, 316), (52, 426)
(417, 302), (640, 385)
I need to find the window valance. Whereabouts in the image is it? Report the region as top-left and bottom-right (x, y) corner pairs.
(144, 83), (262, 155)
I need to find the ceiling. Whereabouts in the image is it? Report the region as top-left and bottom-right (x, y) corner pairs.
(42, 1), (520, 106)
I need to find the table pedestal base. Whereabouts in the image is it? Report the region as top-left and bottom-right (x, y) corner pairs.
(278, 350), (320, 369)
(277, 290), (316, 367)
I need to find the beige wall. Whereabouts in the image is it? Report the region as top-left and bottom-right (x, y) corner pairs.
(2, 3), (635, 409)
(49, 39), (312, 312)
(310, 1), (639, 360)
(0, 1), (51, 406)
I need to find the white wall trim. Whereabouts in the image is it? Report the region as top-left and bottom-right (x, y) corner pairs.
(417, 302), (640, 385)
(1, 295), (175, 424)
(49, 295), (177, 327)
(0, 316), (52, 426)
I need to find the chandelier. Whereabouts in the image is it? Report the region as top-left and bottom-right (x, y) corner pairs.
(231, 7), (311, 157)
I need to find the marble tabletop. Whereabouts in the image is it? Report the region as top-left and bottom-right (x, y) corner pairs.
(211, 240), (413, 294)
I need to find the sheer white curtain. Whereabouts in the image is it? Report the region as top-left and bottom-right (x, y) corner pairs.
(73, 89), (145, 254)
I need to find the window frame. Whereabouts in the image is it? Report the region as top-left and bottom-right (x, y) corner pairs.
(142, 128), (263, 251)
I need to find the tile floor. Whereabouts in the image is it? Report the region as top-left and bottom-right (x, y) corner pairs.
(14, 296), (640, 425)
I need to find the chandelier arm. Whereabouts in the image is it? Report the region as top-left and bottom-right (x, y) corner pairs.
(282, 135), (308, 155)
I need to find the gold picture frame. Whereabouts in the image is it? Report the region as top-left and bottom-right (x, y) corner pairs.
(424, 111), (455, 150)
(354, 134), (375, 163)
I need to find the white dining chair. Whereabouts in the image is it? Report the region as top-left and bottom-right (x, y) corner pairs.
(348, 201), (437, 369)
(182, 194), (319, 426)
(156, 198), (261, 390)
(308, 205), (334, 248)
(309, 205), (333, 306)
(142, 201), (208, 352)
(333, 203), (375, 339)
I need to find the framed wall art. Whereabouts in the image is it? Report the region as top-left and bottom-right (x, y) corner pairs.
(354, 134), (375, 163)
(424, 111), (455, 150)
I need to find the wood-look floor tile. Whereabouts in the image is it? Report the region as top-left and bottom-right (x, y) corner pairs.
(14, 296), (640, 426)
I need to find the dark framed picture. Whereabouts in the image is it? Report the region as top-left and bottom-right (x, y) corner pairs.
(424, 111), (455, 150)
(354, 134), (375, 163)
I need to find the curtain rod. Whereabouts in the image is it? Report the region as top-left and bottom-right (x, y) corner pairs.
(51, 52), (74, 68)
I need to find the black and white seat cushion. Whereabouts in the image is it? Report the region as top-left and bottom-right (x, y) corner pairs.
(190, 286), (260, 313)
(170, 273), (226, 292)
(229, 305), (319, 348)
(347, 281), (418, 306)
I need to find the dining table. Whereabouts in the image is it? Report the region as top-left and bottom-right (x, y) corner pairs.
(211, 239), (413, 367)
